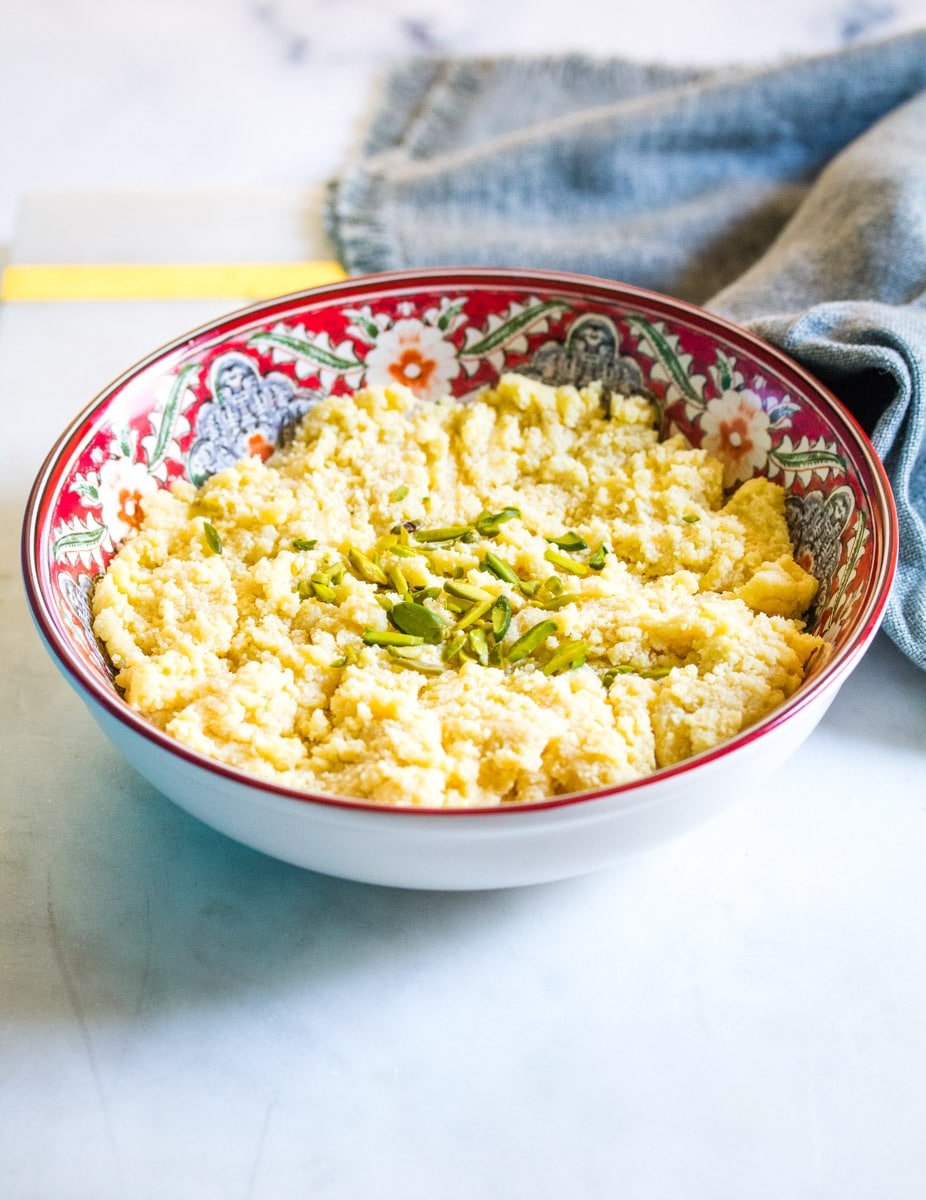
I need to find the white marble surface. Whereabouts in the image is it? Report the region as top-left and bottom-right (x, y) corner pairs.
(3, 2), (926, 1198)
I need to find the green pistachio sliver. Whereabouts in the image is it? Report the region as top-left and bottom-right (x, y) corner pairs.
(348, 547), (388, 585)
(363, 629), (425, 648)
(480, 551), (520, 586)
(330, 656), (346, 668)
(544, 547), (590, 577)
(491, 595), (512, 640)
(547, 531), (588, 552)
(389, 485), (410, 503)
(602, 666), (633, 688)
(444, 579), (494, 604)
(390, 543), (426, 559)
(412, 586), (442, 602)
(389, 600), (446, 644)
(454, 597), (494, 631)
(640, 666), (673, 679)
(442, 632), (467, 663)
(536, 592), (582, 611)
(543, 575), (564, 596)
(468, 627), (490, 666)
(682, 513), (701, 524)
(414, 525), (473, 543)
(588, 544), (609, 570)
(291, 537), (317, 551)
(444, 596), (470, 615)
(507, 619), (558, 664)
(386, 563), (409, 597)
(296, 580), (313, 601)
(543, 639), (589, 676)
(374, 594), (393, 611)
(386, 647), (446, 675)
(202, 521), (222, 554)
(475, 506), (521, 536)
(488, 646), (503, 667)
(312, 581), (338, 604)
(518, 580), (541, 597)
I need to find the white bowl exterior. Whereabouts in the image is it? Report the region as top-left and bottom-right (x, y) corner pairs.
(80, 674), (839, 890)
(24, 271), (897, 888)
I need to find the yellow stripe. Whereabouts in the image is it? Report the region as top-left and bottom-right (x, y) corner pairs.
(0, 260), (348, 302)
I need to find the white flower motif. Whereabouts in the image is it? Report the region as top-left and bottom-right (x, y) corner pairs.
(96, 456), (160, 543)
(344, 305), (392, 344)
(700, 389), (771, 488)
(364, 318), (460, 401)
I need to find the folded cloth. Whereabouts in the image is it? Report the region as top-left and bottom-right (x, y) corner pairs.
(326, 32), (926, 669)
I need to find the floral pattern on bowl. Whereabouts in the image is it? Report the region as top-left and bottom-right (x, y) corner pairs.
(34, 271), (892, 705)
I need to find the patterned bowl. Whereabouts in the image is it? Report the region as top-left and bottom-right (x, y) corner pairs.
(22, 269), (897, 888)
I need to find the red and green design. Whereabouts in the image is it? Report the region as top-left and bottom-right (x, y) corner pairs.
(33, 270), (892, 692)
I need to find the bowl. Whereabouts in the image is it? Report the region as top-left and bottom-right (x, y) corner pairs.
(22, 269), (897, 889)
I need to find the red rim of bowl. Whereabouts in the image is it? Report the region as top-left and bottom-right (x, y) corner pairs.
(21, 268), (900, 818)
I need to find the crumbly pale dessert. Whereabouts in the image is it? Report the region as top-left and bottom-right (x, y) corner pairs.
(92, 373), (823, 807)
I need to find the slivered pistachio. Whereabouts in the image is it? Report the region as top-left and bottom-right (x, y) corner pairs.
(296, 580), (313, 601)
(467, 627), (490, 666)
(312, 582), (338, 604)
(481, 551), (519, 586)
(319, 560), (346, 585)
(375, 594), (393, 611)
(491, 595), (512, 640)
(600, 664), (671, 686)
(389, 600), (446, 644)
(411, 586), (442, 602)
(543, 639), (589, 676)
(291, 538), (317, 551)
(386, 647), (446, 675)
(389, 485), (410, 502)
(488, 646), (503, 667)
(588, 544), (609, 570)
(518, 580), (541, 597)
(682, 513), (700, 524)
(444, 596), (470, 615)
(544, 547), (590, 576)
(202, 521), (222, 554)
(442, 632), (467, 663)
(362, 629), (425, 647)
(547, 531), (587, 552)
(536, 592), (581, 611)
(444, 579), (493, 604)
(507, 619), (558, 664)
(386, 563), (409, 597)
(475, 507), (521, 536)
(454, 597), (494, 631)
(414, 525), (472, 543)
(390, 543), (427, 559)
(544, 575), (564, 596)
(348, 547), (388, 585)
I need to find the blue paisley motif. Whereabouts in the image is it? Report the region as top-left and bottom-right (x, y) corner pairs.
(187, 352), (322, 486)
(523, 314), (647, 396)
(785, 486), (854, 618)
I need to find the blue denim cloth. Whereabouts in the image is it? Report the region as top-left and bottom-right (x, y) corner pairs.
(326, 33), (926, 668)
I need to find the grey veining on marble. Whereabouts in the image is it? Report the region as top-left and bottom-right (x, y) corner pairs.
(3, 0), (926, 242)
